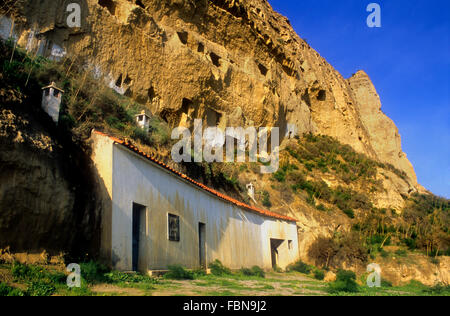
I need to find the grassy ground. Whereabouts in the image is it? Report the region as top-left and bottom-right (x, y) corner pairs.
(0, 262), (448, 296)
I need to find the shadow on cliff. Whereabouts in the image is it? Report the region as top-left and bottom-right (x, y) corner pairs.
(0, 37), (101, 263)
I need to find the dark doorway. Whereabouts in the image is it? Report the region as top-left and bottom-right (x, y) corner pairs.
(132, 203), (146, 272)
(270, 238), (284, 269)
(198, 223), (206, 268)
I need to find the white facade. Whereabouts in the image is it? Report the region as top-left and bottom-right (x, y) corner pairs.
(41, 83), (64, 124)
(135, 110), (151, 132)
(91, 131), (299, 273)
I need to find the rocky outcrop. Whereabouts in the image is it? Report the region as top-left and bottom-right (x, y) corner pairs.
(348, 71), (417, 185)
(0, 1), (419, 197)
(0, 80), (100, 256)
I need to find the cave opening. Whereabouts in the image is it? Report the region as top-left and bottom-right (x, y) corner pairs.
(148, 87), (156, 101)
(257, 63), (268, 76)
(198, 42), (205, 53)
(210, 52), (221, 67)
(135, 0), (145, 9)
(99, 0), (117, 16)
(177, 31), (188, 45)
(317, 90), (326, 101)
(181, 98), (193, 114)
(123, 75), (132, 85)
(115, 74), (123, 87)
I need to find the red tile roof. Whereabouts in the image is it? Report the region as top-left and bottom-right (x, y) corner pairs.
(93, 130), (297, 222)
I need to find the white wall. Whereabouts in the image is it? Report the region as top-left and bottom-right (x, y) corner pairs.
(92, 133), (298, 272)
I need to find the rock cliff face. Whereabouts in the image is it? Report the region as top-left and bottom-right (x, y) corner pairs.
(0, 69), (100, 256)
(1, 0), (419, 196)
(348, 71), (417, 185)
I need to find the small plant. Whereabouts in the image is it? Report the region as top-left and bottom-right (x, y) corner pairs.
(239, 266), (265, 278)
(272, 265), (282, 273)
(313, 269), (325, 281)
(27, 280), (56, 296)
(209, 260), (232, 276)
(104, 271), (158, 284)
(403, 238), (416, 250)
(79, 261), (110, 284)
(11, 262), (43, 280)
(164, 265), (194, 280)
(343, 209), (355, 219)
(430, 257), (440, 265)
(327, 270), (359, 293)
(422, 283), (450, 295)
(381, 278), (393, 287)
(287, 260), (312, 274)
(272, 170), (286, 182)
(394, 249), (408, 257)
(261, 191), (272, 208)
(0, 282), (25, 296)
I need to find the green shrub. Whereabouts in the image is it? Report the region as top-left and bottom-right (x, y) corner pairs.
(10, 262), (66, 283)
(132, 126), (152, 145)
(381, 278), (393, 287)
(240, 266), (265, 278)
(104, 271), (158, 284)
(261, 191), (272, 208)
(328, 270), (359, 293)
(164, 265), (194, 280)
(79, 261), (110, 284)
(288, 261), (312, 274)
(148, 116), (170, 145)
(209, 260), (232, 276)
(313, 269), (325, 281)
(0, 282), (24, 296)
(343, 209), (355, 219)
(422, 283), (450, 295)
(27, 280), (56, 296)
(272, 170), (286, 182)
(395, 249), (408, 257)
(192, 268), (207, 278)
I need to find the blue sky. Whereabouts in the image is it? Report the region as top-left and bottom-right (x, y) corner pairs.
(268, 0), (450, 198)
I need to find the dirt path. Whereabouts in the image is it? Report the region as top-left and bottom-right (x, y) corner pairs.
(89, 272), (329, 296)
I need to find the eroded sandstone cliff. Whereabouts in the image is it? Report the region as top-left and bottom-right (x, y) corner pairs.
(1, 0), (419, 197)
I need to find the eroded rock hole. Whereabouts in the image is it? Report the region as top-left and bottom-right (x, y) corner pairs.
(177, 31), (188, 45)
(181, 98), (193, 114)
(317, 90), (326, 101)
(198, 42), (204, 53)
(258, 63), (268, 76)
(148, 87), (156, 100)
(99, 0), (117, 15)
(135, 0), (145, 9)
(123, 75), (132, 85)
(115, 74), (123, 87)
(210, 52), (221, 67)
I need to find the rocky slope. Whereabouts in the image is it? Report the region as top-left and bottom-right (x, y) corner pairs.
(1, 0), (418, 193)
(0, 60), (101, 257)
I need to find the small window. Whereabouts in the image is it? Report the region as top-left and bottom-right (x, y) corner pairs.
(138, 115), (144, 121)
(44, 89), (50, 97)
(288, 240), (293, 250)
(53, 90), (60, 98)
(168, 214), (180, 242)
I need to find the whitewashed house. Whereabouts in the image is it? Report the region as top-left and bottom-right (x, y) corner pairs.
(90, 130), (299, 273)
